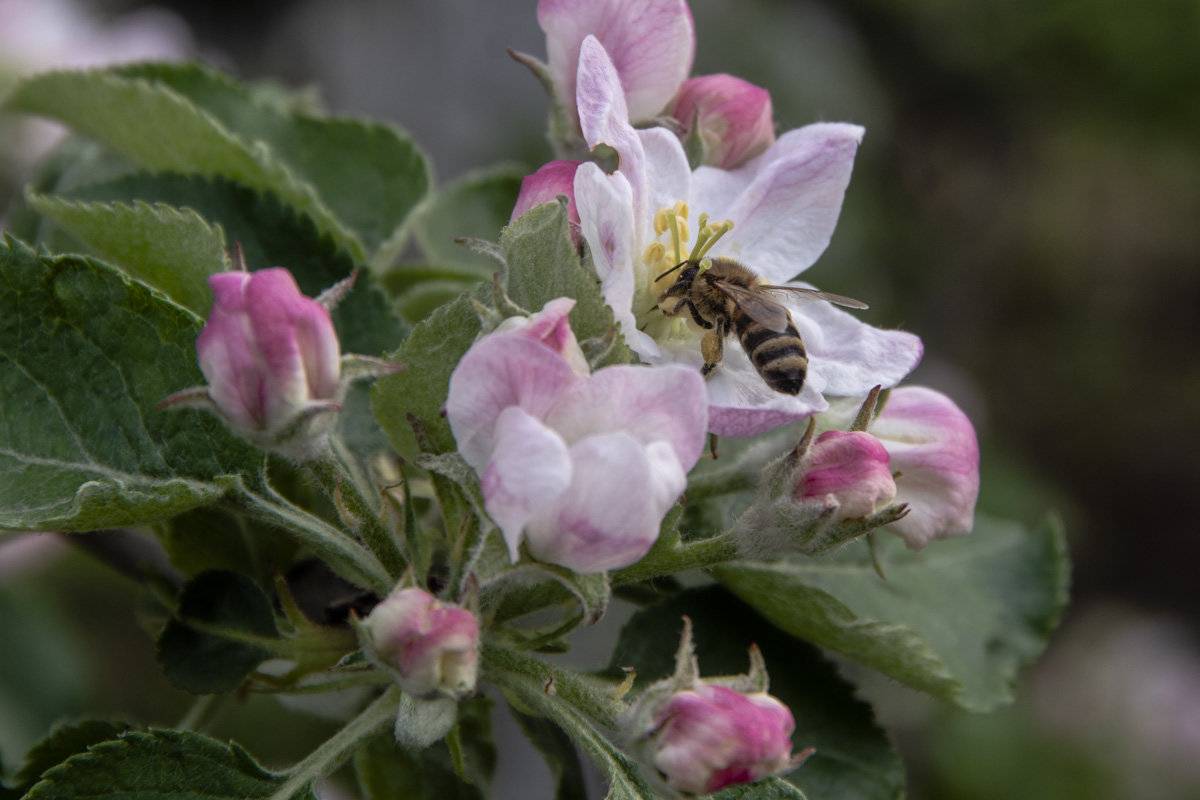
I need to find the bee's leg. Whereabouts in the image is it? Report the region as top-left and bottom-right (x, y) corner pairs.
(657, 282), (689, 316)
(686, 300), (713, 330)
(699, 317), (726, 377)
(661, 296), (688, 318)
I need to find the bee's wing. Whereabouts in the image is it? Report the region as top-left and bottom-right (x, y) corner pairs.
(761, 285), (869, 310)
(712, 279), (793, 332)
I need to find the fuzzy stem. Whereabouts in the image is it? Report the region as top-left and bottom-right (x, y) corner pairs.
(308, 454), (407, 580)
(269, 686), (399, 800)
(482, 645), (624, 727)
(238, 484), (392, 594)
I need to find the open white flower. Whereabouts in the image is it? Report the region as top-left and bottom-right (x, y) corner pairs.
(572, 36), (923, 437)
(445, 298), (708, 574)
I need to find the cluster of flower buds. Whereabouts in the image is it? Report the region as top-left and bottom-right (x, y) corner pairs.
(625, 618), (809, 794)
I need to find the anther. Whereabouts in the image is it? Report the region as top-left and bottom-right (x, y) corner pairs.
(642, 241), (666, 266)
(654, 208), (670, 236)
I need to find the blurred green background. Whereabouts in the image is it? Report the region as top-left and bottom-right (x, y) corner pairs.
(2, 0), (1199, 797)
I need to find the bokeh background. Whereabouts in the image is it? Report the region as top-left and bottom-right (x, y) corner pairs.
(2, 0), (1199, 798)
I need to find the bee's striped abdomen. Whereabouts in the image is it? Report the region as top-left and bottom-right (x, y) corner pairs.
(735, 314), (808, 396)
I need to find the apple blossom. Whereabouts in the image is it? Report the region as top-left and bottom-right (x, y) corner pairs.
(193, 268), (342, 457)
(360, 587), (479, 699)
(871, 386), (980, 549)
(650, 682), (797, 794)
(794, 429), (897, 521)
(667, 73), (776, 169)
(572, 36), (923, 437)
(445, 298), (707, 573)
(536, 0), (694, 132)
(627, 618), (809, 794)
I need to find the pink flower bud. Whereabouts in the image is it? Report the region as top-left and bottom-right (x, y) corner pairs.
(510, 160), (583, 245)
(651, 683), (796, 794)
(195, 268), (341, 458)
(870, 387), (980, 549)
(362, 588), (479, 699)
(795, 430), (897, 520)
(666, 74), (775, 169)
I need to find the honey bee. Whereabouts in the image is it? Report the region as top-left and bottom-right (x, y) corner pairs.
(656, 257), (868, 395)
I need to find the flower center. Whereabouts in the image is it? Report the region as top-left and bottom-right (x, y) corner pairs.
(634, 202), (734, 339)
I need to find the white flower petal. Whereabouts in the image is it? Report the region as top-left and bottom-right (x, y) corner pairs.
(871, 387), (980, 549)
(575, 164), (661, 358)
(524, 432), (665, 573)
(692, 123), (865, 283)
(545, 363), (708, 468)
(482, 406), (573, 562)
(446, 334), (584, 471)
(792, 297), (924, 397)
(540, 0), (693, 125)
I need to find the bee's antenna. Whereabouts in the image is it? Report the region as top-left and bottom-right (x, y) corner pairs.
(655, 261), (688, 282)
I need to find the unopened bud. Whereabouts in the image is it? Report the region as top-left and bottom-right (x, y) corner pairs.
(794, 430), (897, 521)
(361, 588), (479, 699)
(667, 74), (775, 169)
(650, 683), (797, 794)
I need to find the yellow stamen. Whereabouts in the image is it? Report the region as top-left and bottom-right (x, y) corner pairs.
(641, 241), (666, 267)
(667, 210), (683, 267)
(674, 200), (690, 220)
(653, 208), (670, 236)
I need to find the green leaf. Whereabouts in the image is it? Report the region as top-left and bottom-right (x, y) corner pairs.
(109, 62), (432, 264)
(24, 729), (316, 800)
(354, 733), (481, 800)
(157, 569), (279, 694)
(714, 778), (807, 800)
(610, 586), (903, 800)
(58, 172), (407, 356)
(0, 237), (264, 531)
(155, 503), (299, 585)
(501, 201), (629, 367)
(413, 164), (524, 275)
(715, 515), (1070, 712)
(25, 193), (228, 316)
(511, 711), (589, 800)
(14, 719), (134, 789)
(3, 67), (362, 260)
(372, 286), (486, 459)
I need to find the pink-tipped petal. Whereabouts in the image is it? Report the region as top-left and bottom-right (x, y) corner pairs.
(524, 432), (665, 573)
(540, 0), (694, 125)
(792, 298), (924, 398)
(546, 363), (708, 469)
(872, 387), (980, 548)
(691, 123), (864, 284)
(482, 406), (573, 561)
(446, 333), (584, 472)
(574, 163), (661, 358)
